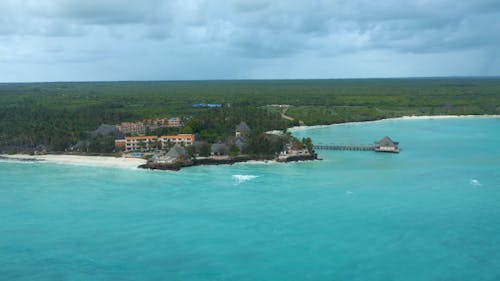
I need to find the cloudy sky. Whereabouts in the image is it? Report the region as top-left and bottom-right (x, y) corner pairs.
(1, 0), (499, 82)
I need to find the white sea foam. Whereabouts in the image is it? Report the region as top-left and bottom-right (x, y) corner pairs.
(0, 159), (38, 164)
(232, 174), (259, 184)
(470, 179), (481, 187)
(234, 160), (279, 166)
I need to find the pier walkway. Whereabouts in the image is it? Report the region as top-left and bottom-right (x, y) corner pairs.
(314, 145), (375, 151)
(313, 136), (400, 153)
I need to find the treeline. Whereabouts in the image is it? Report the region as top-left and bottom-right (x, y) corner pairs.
(1, 78), (499, 153)
(0, 103), (136, 152)
(2, 78), (500, 111)
(184, 107), (290, 143)
(0, 103), (289, 153)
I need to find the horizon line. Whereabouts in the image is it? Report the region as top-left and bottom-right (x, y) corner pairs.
(0, 75), (499, 84)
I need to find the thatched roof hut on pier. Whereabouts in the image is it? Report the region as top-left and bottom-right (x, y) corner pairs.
(374, 136), (400, 153)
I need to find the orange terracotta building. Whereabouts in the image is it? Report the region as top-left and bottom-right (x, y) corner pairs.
(116, 134), (195, 152)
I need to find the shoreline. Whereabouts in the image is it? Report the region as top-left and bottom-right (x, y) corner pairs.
(0, 154), (146, 169)
(0, 153), (316, 170)
(2, 114), (498, 170)
(288, 114), (500, 132)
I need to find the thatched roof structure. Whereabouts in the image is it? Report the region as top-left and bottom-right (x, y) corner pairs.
(235, 121), (251, 132)
(90, 124), (122, 138)
(166, 144), (188, 159)
(234, 136), (246, 151)
(211, 143), (228, 155)
(375, 136), (399, 147)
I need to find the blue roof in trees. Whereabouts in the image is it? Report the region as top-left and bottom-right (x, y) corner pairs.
(192, 103), (222, 108)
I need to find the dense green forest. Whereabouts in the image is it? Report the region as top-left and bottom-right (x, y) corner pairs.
(1, 78), (499, 153)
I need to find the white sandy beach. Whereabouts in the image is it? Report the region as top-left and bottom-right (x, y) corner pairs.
(387, 114), (500, 120)
(2, 115), (499, 169)
(0, 154), (146, 169)
(289, 114), (500, 132)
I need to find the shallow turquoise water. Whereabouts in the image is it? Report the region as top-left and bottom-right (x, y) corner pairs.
(1, 117), (500, 280)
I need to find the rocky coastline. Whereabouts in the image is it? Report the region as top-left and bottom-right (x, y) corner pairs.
(138, 153), (318, 171)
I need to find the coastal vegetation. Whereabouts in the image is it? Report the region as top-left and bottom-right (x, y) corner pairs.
(1, 78), (499, 153)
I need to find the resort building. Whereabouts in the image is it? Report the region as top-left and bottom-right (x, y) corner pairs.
(159, 134), (195, 147)
(374, 136), (400, 153)
(167, 117), (182, 127)
(118, 134), (195, 152)
(117, 122), (146, 135)
(143, 119), (167, 131)
(150, 144), (189, 164)
(116, 117), (184, 135)
(211, 143), (228, 156)
(114, 139), (126, 150)
(279, 143), (309, 158)
(91, 124), (123, 138)
(235, 122), (251, 137)
(233, 136), (246, 151)
(166, 144), (189, 162)
(123, 136), (159, 152)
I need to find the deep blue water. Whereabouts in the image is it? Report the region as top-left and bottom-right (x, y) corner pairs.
(1, 117), (500, 280)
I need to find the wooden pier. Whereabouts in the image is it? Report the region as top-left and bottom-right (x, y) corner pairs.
(313, 145), (375, 151)
(313, 136), (400, 153)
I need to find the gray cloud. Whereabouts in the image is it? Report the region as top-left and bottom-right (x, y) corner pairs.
(0, 0), (499, 82)
(53, 0), (166, 25)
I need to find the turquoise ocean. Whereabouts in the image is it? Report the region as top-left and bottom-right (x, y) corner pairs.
(1, 117), (500, 280)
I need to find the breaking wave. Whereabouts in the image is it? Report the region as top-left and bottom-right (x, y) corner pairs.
(470, 179), (481, 187)
(232, 174), (259, 184)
